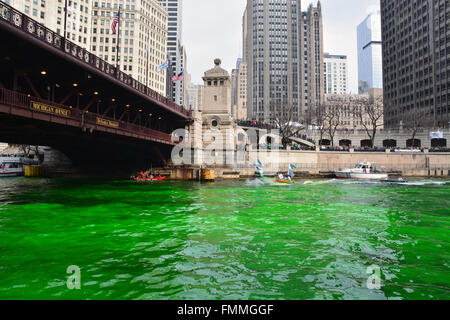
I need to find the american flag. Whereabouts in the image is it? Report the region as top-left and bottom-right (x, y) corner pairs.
(111, 11), (120, 34)
(172, 72), (184, 82)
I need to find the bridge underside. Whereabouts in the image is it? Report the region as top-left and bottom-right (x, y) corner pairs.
(0, 111), (172, 174)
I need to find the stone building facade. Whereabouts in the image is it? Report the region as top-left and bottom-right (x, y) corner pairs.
(187, 59), (236, 166)
(90, 0), (168, 95)
(325, 89), (384, 131)
(4, 0), (92, 50)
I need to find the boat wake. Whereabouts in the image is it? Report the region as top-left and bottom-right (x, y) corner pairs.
(301, 179), (450, 187)
(246, 178), (277, 187)
(303, 179), (339, 185)
(401, 180), (449, 186)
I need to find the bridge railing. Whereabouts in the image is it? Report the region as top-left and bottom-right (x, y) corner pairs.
(0, 88), (173, 144)
(0, 1), (191, 119)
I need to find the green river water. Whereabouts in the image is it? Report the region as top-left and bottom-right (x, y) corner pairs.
(0, 177), (449, 300)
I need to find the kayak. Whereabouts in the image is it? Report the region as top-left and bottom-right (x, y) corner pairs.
(275, 179), (295, 184)
(133, 176), (167, 182)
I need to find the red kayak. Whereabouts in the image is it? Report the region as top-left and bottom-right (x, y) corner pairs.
(133, 176), (167, 182)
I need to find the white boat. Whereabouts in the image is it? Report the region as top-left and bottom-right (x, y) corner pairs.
(335, 168), (352, 179)
(335, 162), (388, 180)
(0, 157), (38, 177)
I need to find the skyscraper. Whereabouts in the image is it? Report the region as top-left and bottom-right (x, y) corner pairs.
(357, 10), (382, 94)
(90, 0), (168, 96)
(380, 0), (449, 128)
(236, 60), (248, 120)
(243, 0), (324, 123)
(324, 53), (348, 95)
(158, 0), (185, 106)
(231, 58), (247, 120)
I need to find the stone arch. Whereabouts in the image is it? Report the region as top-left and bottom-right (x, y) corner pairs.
(406, 139), (421, 148)
(339, 139), (352, 147)
(431, 138), (447, 148)
(361, 140), (373, 148)
(383, 139), (397, 148)
(319, 139), (331, 146)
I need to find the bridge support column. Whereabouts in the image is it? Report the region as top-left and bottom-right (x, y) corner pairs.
(190, 110), (203, 166)
(42, 147), (74, 176)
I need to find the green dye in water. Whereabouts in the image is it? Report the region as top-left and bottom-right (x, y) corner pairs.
(0, 177), (449, 300)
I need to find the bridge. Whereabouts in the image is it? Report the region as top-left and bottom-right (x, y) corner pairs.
(0, 2), (191, 172)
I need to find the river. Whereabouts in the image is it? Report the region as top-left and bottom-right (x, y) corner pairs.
(0, 177), (449, 299)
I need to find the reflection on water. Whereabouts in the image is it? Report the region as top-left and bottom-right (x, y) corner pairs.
(0, 177), (449, 300)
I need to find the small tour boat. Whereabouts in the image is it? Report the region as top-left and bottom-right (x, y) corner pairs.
(0, 157), (38, 177)
(336, 162), (388, 180)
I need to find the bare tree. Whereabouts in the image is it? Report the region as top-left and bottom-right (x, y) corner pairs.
(272, 101), (302, 147)
(325, 99), (344, 147)
(10, 145), (39, 158)
(403, 110), (427, 147)
(353, 95), (384, 147)
(308, 102), (328, 146)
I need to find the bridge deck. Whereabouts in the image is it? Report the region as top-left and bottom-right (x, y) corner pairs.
(0, 88), (176, 145)
(0, 1), (190, 120)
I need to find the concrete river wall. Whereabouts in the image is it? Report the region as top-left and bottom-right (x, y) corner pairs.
(169, 149), (450, 179)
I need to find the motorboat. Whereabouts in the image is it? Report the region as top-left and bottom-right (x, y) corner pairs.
(0, 156), (39, 177)
(382, 177), (407, 184)
(335, 168), (353, 179)
(335, 162), (388, 180)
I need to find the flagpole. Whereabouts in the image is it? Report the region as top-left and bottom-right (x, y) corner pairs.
(63, 0), (68, 40)
(146, 44), (149, 88)
(115, 7), (120, 72)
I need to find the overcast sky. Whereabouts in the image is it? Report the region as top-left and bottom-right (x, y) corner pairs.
(183, 0), (380, 93)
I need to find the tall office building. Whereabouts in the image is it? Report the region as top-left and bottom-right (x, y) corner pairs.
(177, 44), (187, 106)
(324, 53), (348, 95)
(231, 58), (247, 120)
(4, 0), (92, 50)
(243, 0), (324, 123)
(231, 68), (238, 116)
(236, 60), (248, 120)
(380, 0), (449, 128)
(357, 10), (382, 94)
(158, 0), (184, 106)
(90, 0), (168, 96)
(185, 83), (198, 111)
